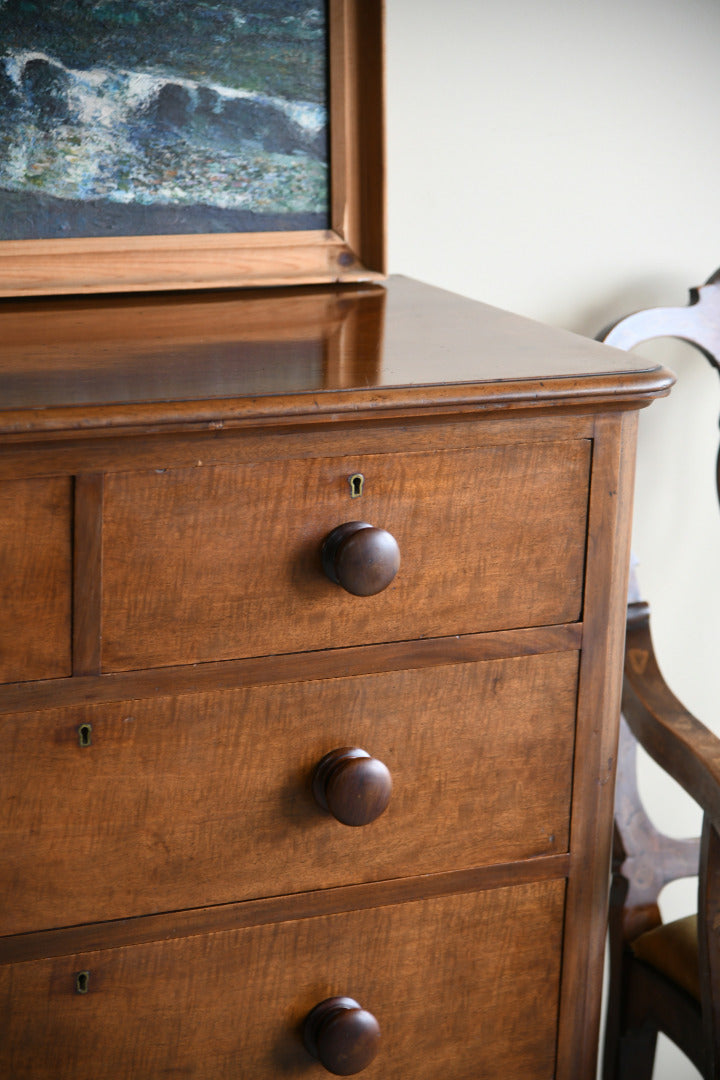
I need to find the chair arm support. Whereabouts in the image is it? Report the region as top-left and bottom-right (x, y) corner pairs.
(623, 602), (720, 834)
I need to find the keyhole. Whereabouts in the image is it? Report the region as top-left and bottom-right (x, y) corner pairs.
(78, 723), (93, 747)
(75, 971), (90, 994)
(349, 473), (364, 498)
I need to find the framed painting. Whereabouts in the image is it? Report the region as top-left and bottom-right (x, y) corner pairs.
(0, 0), (384, 296)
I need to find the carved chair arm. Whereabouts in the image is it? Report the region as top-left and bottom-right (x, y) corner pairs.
(623, 601), (720, 836)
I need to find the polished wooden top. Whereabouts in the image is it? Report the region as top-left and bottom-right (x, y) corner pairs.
(0, 276), (674, 436)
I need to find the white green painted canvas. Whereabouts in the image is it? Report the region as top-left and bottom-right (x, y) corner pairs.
(0, 1), (328, 239)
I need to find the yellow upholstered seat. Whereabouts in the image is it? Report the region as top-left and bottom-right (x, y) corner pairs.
(631, 914), (700, 1001)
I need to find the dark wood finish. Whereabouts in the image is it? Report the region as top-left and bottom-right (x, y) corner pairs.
(616, 957), (702, 1077)
(599, 272), (720, 1080)
(0, 277), (673, 1078)
(303, 997), (381, 1075)
(622, 607), (720, 832)
(0, 277), (670, 437)
(322, 522), (400, 596)
(612, 714), (701, 927)
(608, 606), (720, 1079)
(699, 815), (720, 1075)
(312, 748), (393, 826)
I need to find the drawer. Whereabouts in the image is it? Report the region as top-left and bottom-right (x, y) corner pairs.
(0, 879), (565, 1079)
(0, 651), (578, 934)
(100, 441), (590, 671)
(0, 477), (72, 684)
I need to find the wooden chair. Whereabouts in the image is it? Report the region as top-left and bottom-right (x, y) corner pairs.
(599, 269), (720, 1079)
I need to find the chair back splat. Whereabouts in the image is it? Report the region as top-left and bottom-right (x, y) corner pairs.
(599, 269), (720, 1080)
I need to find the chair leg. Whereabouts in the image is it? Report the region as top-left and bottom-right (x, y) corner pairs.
(613, 1027), (658, 1080)
(603, 1006), (658, 1080)
(602, 924), (658, 1080)
(602, 978), (624, 1080)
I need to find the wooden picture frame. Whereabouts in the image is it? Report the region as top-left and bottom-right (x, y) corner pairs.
(0, 0), (385, 298)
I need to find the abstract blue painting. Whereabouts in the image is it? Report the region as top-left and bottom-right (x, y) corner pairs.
(0, 1), (328, 240)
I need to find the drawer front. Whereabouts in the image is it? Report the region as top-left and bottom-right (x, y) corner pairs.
(0, 651), (578, 934)
(101, 441), (590, 671)
(0, 880), (565, 1079)
(0, 477), (72, 684)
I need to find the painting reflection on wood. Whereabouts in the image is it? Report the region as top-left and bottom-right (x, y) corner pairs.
(0, 0), (384, 296)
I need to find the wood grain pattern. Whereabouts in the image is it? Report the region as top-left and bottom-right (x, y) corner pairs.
(622, 603), (720, 832)
(72, 474), (104, 676)
(0, 651), (578, 935)
(556, 411), (639, 1080)
(0, 477), (72, 683)
(100, 441), (590, 670)
(0, 853), (571, 966)
(0, 277), (676, 1078)
(0, 287), (366, 412)
(0, 880), (565, 1080)
(0, 277), (673, 438)
(0, 412), (595, 487)
(0, 622), (582, 714)
(333, 0), (385, 273)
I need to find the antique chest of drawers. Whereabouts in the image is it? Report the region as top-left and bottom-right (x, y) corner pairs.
(0, 277), (672, 1078)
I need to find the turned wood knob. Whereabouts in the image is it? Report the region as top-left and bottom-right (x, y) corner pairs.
(312, 747), (392, 827)
(321, 522), (400, 596)
(303, 996), (381, 1075)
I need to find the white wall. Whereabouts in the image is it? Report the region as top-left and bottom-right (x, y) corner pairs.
(385, 2), (720, 1077)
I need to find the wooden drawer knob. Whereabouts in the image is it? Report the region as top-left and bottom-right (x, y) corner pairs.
(303, 996), (381, 1075)
(312, 747), (392, 827)
(321, 522), (400, 596)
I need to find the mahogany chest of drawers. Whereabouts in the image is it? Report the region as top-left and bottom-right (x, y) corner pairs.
(0, 277), (672, 1078)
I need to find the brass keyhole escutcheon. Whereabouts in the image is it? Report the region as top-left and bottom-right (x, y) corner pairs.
(349, 473), (364, 498)
(75, 971), (90, 994)
(77, 723), (93, 748)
